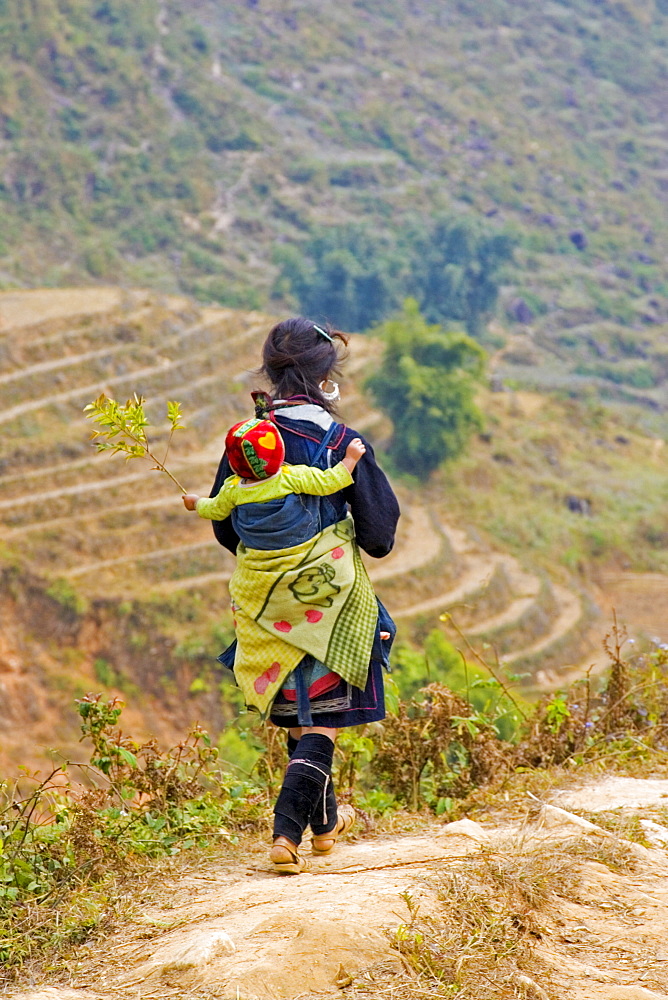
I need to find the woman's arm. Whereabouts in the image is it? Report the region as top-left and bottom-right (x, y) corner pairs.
(339, 431), (400, 558)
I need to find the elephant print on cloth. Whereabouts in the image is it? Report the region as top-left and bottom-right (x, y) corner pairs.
(289, 563), (341, 608)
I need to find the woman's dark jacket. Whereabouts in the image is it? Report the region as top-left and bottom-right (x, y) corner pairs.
(208, 398), (400, 560)
(211, 397), (400, 704)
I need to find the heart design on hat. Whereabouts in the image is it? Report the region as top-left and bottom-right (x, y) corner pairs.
(273, 620), (292, 633)
(305, 610), (323, 623)
(258, 431), (276, 449)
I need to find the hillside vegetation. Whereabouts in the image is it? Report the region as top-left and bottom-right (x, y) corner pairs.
(4, 613), (668, 996)
(1, 289), (667, 777)
(1, 288), (667, 996)
(0, 0), (667, 419)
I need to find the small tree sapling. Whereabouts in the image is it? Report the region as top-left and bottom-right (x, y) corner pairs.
(84, 393), (187, 492)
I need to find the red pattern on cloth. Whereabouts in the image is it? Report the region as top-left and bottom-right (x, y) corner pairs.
(280, 669), (341, 702)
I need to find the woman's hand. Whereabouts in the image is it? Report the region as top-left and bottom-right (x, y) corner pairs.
(182, 493), (200, 511)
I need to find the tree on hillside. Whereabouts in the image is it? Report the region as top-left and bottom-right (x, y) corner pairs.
(366, 300), (485, 477)
(274, 215), (513, 337)
(411, 215), (516, 338)
(273, 225), (406, 331)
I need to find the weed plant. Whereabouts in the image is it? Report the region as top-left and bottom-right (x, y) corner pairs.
(2, 619), (668, 978)
(0, 695), (268, 975)
(364, 617), (668, 814)
(388, 834), (636, 998)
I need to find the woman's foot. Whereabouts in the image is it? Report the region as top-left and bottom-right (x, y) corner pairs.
(270, 836), (307, 875)
(311, 804), (356, 856)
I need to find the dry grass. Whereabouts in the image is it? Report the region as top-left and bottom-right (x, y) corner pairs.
(345, 833), (636, 1000)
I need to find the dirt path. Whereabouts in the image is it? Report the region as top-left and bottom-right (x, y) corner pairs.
(468, 554), (541, 633)
(365, 506), (443, 583)
(469, 591), (537, 634)
(392, 549), (504, 619)
(386, 514), (589, 680)
(211, 152), (262, 233)
(9, 780), (668, 1000)
(4, 822), (486, 1000)
(502, 584), (582, 665)
(390, 515), (523, 620)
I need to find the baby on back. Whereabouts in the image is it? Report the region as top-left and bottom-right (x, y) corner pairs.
(182, 416), (366, 550)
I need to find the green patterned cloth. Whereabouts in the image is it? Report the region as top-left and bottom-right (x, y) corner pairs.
(229, 515), (378, 716)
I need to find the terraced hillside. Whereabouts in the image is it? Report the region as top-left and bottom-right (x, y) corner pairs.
(0, 290), (612, 662)
(1, 0), (667, 421)
(2, 289), (668, 768)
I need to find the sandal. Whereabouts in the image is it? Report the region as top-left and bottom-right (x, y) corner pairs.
(270, 837), (308, 875)
(311, 804), (356, 856)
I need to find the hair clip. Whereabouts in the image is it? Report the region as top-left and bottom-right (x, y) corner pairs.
(313, 324), (333, 343)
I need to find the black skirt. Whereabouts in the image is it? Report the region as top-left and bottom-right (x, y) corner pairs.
(269, 655), (386, 729)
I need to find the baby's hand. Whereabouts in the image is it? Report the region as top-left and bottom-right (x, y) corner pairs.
(182, 493), (200, 511)
(345, 437), (366, 462)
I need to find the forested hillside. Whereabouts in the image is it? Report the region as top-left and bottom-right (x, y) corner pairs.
(1, 0), (667, 419)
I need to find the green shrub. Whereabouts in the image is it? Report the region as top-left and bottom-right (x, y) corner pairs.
(93, 658), (118, 687)
(46, 578), (88, 616)
(273, 225), (406, 331)
(0, 696), (268, 970)
(411, 215), (516, 338)
(83, 240), (119, 278)
(366, 300), (485, 475)
(392, 630), (527, 740)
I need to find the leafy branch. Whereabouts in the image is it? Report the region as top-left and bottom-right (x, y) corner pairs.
(83, 393), (187, 493)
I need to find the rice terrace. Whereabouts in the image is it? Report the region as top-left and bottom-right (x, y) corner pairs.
(1, 0), (668, 997)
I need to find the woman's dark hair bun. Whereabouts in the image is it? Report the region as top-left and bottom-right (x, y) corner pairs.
(258, 317), (348, 412)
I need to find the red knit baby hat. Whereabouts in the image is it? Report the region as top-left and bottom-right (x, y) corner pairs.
(225, 418), (285, 480)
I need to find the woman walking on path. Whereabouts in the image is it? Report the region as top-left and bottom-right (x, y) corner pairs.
(206, 317), (400, 873)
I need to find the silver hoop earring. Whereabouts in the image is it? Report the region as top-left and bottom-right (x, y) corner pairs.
(319, 379), (340, 402)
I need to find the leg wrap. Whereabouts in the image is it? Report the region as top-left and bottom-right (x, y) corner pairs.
(285, 732), (338, 836)
(310, 762), (338, 838)
(273, 733), (335, 845)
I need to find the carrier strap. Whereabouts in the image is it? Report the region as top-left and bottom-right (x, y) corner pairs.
(311, 422), (339, 467)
